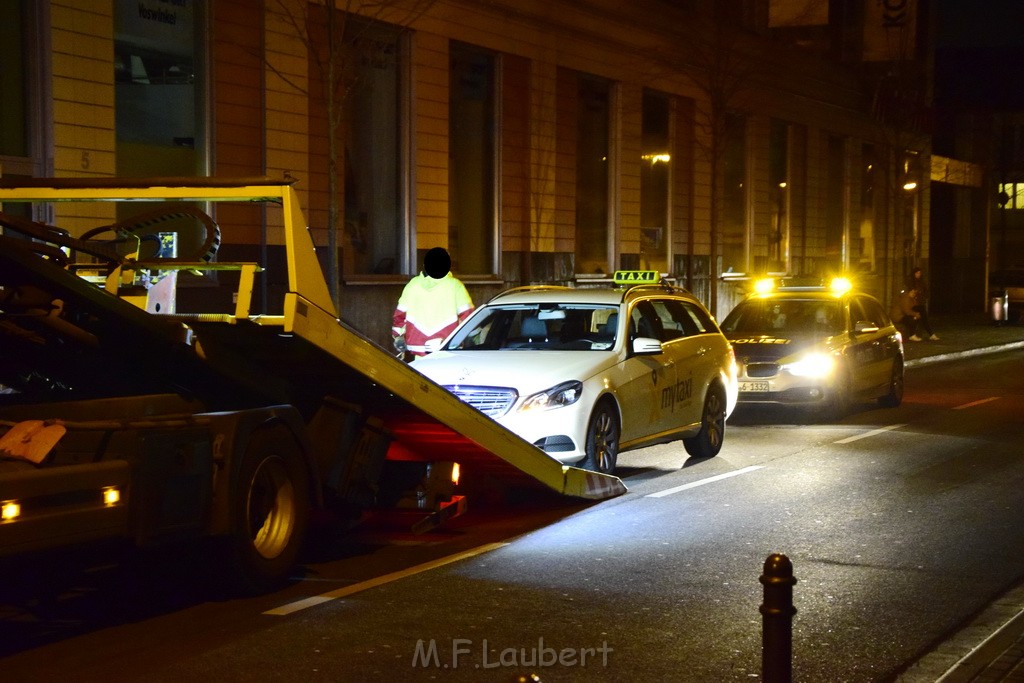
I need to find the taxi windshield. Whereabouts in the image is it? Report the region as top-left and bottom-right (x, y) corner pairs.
(445, 304), (620, 351)
(721, 298), (843, 337)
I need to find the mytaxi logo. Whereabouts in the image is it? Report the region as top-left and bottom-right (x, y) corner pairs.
(730, 338), (792, 345)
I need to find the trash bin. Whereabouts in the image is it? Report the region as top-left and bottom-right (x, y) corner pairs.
(991, 291), (1009, 325)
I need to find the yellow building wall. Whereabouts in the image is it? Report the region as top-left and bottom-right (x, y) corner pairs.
(264, 0), (310, 247)
(50, 1), (117, 231)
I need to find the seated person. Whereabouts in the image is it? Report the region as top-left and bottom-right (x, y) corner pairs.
(889, 288), (922, 341)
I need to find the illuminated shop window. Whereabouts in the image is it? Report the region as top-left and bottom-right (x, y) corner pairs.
(998, 183), (1024, 210)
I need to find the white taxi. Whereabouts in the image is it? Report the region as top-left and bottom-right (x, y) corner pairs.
(411, 272), (738, 473)
(719, 277), (904, 417)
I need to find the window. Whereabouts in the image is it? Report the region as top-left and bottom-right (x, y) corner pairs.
(0, 0), (44, 182)
(114, 0), (206, 178)
(641, 91), (670, 273)
(853, 296), (887, 327)
(824, 134), (846, 270)
(767, 120), (789, 273)
(0, 1), (27, 160)
(630, 301), (665, 341)
(998, 183), (1024, 210)
(343, 17), (403, 276)
(722, 113), (748, 274)
(449, 42), (496, 275)
(858, 144), (877, 271)
(653, 299), (714, 339)
(575, 73), (611, 275)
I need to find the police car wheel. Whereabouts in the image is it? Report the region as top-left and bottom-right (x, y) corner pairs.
(824, 366), (853, 419)
(582, 399), (619, 474)
(684, 386), (725, 458)
(878, 357), (904, 408)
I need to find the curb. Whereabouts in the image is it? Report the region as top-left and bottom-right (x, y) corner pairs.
(897, 583), (1024, 682)
(904, 341), (1024, 368)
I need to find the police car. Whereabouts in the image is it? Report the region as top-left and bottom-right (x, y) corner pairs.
(411, 271), (739, 474)
(719, 277), (904, 416)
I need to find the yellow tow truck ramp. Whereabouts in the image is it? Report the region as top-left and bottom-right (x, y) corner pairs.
(0, 177), (626, 504)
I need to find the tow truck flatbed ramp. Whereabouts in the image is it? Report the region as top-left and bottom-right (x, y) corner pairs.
(0, 177), (626, 502)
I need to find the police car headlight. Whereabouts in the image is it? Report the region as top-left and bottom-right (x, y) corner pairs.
(520, 381), (583, 412)
(783, 353), (835, 378)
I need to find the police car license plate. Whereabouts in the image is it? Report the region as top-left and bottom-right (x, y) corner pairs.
(739, 381), (770, 392)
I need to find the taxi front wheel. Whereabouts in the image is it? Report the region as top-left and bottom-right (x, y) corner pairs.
(582, 399), (620, 474)
(683, 387), (725, 458)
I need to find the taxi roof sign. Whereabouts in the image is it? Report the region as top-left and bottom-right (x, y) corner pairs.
(613, 270), (660, 286)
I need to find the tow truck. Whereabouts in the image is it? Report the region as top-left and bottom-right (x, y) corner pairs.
(0, 177), (626, 593)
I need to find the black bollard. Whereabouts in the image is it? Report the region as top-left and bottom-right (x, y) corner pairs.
(760, 553), (797, 683)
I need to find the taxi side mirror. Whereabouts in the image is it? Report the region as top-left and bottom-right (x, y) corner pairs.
(853, 320), (879, 335)
(632, 337), (663, 355)
(423, 338), (444, 353)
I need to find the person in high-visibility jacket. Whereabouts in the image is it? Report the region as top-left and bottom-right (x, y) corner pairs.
(392, 247), (474, 357)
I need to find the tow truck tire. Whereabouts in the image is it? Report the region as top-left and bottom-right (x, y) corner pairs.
(683, 385), (725, 458)
(226, 425), (310, 595)
(878, 357), (904, 408)
(581, 399), (620, 474)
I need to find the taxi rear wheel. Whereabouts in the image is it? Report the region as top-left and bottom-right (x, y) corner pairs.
(582, 399), (620, 474)
(878, 357), (904, 407)
(683, 386), (725, 458)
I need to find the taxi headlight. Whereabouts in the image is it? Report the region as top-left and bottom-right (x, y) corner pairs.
(783, 353), (835, 378)
(520, 381), (583, 412)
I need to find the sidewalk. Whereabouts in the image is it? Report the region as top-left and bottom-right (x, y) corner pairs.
(893, 314), (1024, 682)
(901, 314), (1024, 367)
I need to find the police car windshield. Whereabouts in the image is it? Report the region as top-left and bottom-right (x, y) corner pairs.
(445, 304), (620, 351)
(721, 298), (843, 337)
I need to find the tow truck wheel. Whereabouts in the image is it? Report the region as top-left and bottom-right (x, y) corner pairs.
(227, 425), (310, 595)
(582, 399), (620, 474)
(683, 385), (725, 458)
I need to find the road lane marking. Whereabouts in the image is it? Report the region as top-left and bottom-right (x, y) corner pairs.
(646, 465), (764, 498)
(264, 541), (508, 616)
(834, 423), (907, 444)
(953, 396), (1000, 410)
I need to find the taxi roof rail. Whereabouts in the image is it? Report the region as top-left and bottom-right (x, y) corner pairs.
(490, 285), (574, 301)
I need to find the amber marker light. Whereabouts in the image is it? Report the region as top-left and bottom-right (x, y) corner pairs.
(1, 500), (21, 521)
(103, 486), (121, 506)
(450, 462), (461, 486)
(754, 277), (775, 294)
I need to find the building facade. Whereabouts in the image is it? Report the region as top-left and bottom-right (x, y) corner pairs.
(0, 0), (942, 347)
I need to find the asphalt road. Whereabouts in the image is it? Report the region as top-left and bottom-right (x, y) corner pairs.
(2, 348), (1023, 682)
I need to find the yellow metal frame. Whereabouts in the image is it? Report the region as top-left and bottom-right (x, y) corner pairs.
(0, 178), (626, 501)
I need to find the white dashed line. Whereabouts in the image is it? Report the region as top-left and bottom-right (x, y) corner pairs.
(646, 465), (764, 498)
(264, 542), (508, 616)
(834, 423), (907, 444)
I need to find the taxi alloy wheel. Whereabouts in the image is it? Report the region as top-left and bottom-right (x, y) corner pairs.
(878, 357), (904, 408)
(683, 386), (725, 458)
(583, 399), (620, 474)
